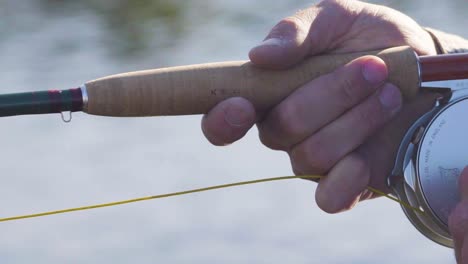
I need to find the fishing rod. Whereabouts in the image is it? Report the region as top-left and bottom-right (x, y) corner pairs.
(2, 45), (468, 248)
(1, 46), (467, 120)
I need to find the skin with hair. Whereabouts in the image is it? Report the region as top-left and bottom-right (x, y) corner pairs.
(201, 0), (468, 261)
(202, 0), (439, 211)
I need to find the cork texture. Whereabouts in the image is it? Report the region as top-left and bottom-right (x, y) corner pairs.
(85, 46), (419, 117)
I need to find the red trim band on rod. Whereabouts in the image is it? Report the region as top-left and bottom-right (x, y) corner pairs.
(420, 53), (468, 82)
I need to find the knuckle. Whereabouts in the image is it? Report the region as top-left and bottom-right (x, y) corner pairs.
(273, 103), (305, 138)
(271, 10), (313, 40)
(271, 17), (303, 37)
(290, 138), (333, 175)
(258, 127), (285, 151)
(346, 153), (368, 175)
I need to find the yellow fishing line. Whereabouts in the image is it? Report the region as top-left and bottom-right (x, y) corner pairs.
(0, 175), (424, 223)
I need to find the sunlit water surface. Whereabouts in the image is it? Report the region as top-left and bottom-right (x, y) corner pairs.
(0, 0), (466, 263)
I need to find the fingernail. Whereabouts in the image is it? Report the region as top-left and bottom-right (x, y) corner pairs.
(254, 38), (284, 48)
(379, 84), (402, 111)
(362, 59), (387, 85)
(224, 105), (250, 127)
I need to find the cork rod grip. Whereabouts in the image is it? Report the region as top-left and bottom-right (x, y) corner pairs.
(84, 46), (419, 117)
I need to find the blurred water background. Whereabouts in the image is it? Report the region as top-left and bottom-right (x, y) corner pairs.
(0, 0), (466, 263)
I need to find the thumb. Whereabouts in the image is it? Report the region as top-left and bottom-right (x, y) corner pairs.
(249, 0), (364, 69)
(248, 15), (311, 69)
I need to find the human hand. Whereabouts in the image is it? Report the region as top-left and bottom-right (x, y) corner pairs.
(449, 167), (468, 264)
(201, 0), (441, 212)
